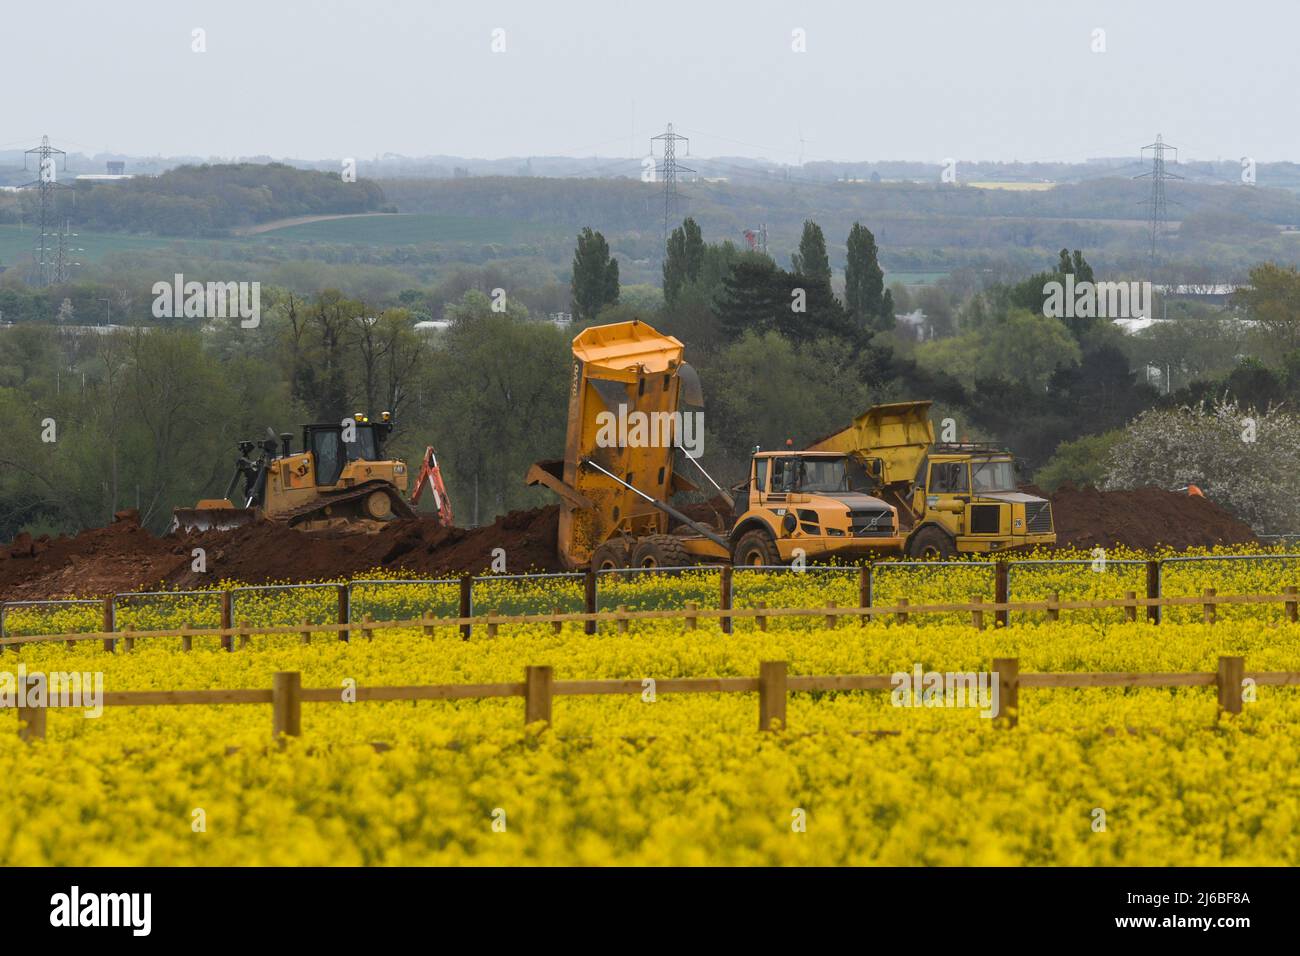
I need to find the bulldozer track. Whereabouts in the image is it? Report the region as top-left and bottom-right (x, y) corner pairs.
(281, 480), (416, 527)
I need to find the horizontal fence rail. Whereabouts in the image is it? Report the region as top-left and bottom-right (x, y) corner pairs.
(7, 656), (1296, 741)
(5, 553), (1300, 648)
(1, 587), (1299, 650)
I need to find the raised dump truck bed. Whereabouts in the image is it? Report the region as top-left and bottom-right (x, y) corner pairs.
(528, 319), (903, 570)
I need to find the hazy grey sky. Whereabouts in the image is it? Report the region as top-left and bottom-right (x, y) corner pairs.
(4, 0), (1295, 164)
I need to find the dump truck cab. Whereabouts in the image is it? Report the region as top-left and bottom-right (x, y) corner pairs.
(807, 400), (1055, 558)
(727, 451), (902, 565)
(906, 448), (1055, 557)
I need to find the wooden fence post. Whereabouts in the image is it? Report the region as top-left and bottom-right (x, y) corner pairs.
(993, 657), (1019, 728)
(685, 600), (698, 630)
(551, 606), (563, 635)
(896, 597), (909, 625)
(486, 612), (499, 638)
(1217, 655), (1244, 717)
(17, 703), (46, 742)
(238, 619), (251, 650)
(583, 570), (597, 636)
(300, 618), (311, 645)
(756, 600), (767, 632)
(361, 613), (375, 641)
(423, 613), (435, 639)
(720, 565), (733, 635)
(460, 575), (474, 641)
(1146, 560), (1161, 624)
(858, 563), (872, 627)
(103, 596), (116, 653)
(337, 585), (350, 642)
(220, 591), (233, 652)
(1285, 586), (1297, 624)
(1124, 591), (1137, 623)
(971, 595), (984, 630)
(1202, 588), (1217, 624)
(182, 630), (193, 652)
(616, 604), (629, 634)
(758, 660), (787, 732)
(272, 671), (302, 738)
(524, 665), (553, 727)
(824, 600), (838, 630)
(1047, 590), (1060, 622)
(994, 561), (1009, 628)
(123, 633), (135, 653)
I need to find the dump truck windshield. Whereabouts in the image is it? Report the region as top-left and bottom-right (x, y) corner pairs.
(772, 456), (857, 493)
(971, 459), (1016, 494)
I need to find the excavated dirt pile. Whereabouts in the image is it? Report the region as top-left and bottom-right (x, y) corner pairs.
(1036, 482), (1257, 551)
(0, 507), (562, 601)
(0, 485), (1258, 601)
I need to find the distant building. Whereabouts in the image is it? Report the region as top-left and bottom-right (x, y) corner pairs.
(897, 309), (928, 340)
(106, 161), (126, 175)
(1154, 284), (1238, 306)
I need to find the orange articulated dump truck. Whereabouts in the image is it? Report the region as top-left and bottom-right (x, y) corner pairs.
(526, 319), (904, 570)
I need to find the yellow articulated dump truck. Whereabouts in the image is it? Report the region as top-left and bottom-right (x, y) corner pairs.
(526, 319), (904, 570)
(807, 401), (1056, 558)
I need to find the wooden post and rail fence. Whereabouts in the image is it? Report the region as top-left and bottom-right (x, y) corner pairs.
(11, 654), (1296, 743)
(2, 579), (1299, 653)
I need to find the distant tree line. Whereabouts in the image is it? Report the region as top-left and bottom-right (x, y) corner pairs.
(60, 163), (386, 237)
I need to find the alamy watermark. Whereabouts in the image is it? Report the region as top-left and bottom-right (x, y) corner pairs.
(151, 273), (261, 328)
(50, 886), (150, 936)
(1, 664), (104, 717)
(890, 663), (1001, 718)
(595, 403), (705, 457)
(1043, 276), (1152, 320)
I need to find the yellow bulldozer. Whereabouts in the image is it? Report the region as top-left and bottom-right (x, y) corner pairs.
(807, 401), (1055, 558)
(172, 412), (454, 533)
(526, 319), (904, 569)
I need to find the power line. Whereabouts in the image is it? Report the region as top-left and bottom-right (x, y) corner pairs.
(20, 134), (70, 287)
(1135, 133), (1182, 275)
(651, 123), (693, 248)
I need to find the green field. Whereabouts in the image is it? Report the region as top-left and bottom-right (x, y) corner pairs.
(885, 271), (949, 285)
(0, 213), (564, 271)
(0, 224), (186, 267)
(246, 213), (564, 246)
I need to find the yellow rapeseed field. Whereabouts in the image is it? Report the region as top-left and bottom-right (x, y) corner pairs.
(3, 549), (1299, 866)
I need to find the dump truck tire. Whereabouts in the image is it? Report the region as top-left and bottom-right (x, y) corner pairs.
(591, 539), (632, 571)
(732, 529), (780, 567)
(630, 534), (692, 569)
(907, 525), (956, 559)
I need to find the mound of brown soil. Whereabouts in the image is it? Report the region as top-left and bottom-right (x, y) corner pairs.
(0, 507), (563, 601)
(0, 483), (1260, 601)
(1040, 482), (1257, 551)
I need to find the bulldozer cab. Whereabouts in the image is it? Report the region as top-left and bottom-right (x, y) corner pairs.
(303, 421), (390, 487)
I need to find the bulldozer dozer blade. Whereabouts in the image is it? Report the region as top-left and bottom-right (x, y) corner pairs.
(170, 508), (257, 534)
